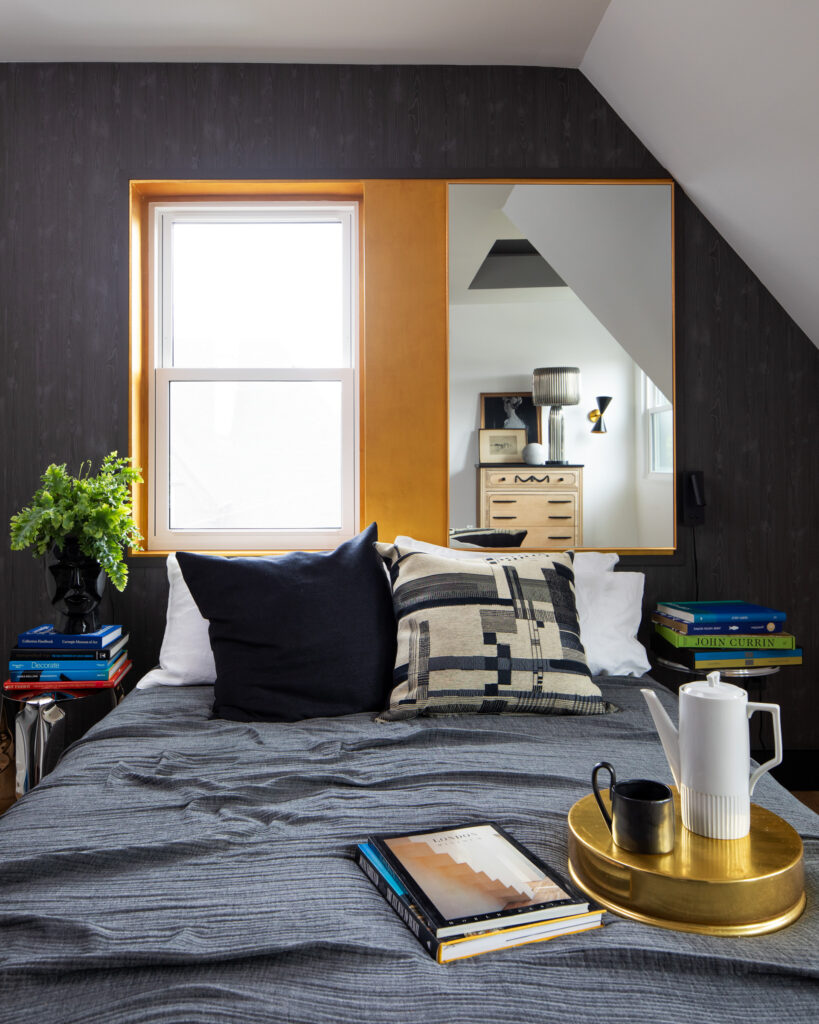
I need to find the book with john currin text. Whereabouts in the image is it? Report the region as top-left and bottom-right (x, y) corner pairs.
(652, 624), (796, 650)
(355, 842), (603, 964)
(651, 632), (801, 669)
(367, 822), (592, 939)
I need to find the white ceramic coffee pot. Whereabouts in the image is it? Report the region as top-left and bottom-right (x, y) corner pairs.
(642, 672), (782, 840)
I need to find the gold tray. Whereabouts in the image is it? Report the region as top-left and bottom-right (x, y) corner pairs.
(568, 789), (805, 936)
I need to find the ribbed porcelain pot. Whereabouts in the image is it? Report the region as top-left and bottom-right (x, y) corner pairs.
(678, 677), (782, 840)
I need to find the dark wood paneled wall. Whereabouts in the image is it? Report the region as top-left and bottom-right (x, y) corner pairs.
(1, 65), (816, 753)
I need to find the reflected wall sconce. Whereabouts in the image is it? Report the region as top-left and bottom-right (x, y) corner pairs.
(532, 366), (580, 464)
(588, 396), (613, 433)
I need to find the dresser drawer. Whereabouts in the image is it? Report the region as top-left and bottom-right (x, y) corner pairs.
(520, 527), (579, 549)
(486, 492), (577, 525)
(482, 469), (581, 490)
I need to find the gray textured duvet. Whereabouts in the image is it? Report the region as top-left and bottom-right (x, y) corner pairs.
(0, 677), (816, 1023)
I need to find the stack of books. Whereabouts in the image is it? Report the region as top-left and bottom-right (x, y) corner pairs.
(650, 601), (802, 671)
(355, 821), (603, 963)
(4, 624), (132, 696)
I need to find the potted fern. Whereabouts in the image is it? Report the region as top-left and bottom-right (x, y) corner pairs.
(10, 453), (143, 633)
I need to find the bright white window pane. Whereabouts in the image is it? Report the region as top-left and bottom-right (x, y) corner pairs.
(171, 222), (345, 368)
(645, 376), (670, 410)
(651, 408), (673, 473)
(168, 380), (343, 530)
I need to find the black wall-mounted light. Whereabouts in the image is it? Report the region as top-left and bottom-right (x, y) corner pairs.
(588, 396), (612, 433)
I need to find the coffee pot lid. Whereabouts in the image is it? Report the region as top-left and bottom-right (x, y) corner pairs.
(680, 670), (747, 701)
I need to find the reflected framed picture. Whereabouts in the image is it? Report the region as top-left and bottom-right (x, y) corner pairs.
(479, 427), (527, 464)
(480, 392), (542, 446)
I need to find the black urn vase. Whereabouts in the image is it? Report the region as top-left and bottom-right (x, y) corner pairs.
(45, 537), (107, 634)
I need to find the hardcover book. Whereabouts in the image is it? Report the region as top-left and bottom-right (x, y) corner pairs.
(9, 634), (129, 662)
(9, 651), (127, 682)
(368, 822), (590, 939)
(355, 842), (602, 963)
(16, 625), (123, 649)
(650, 611), (783, 636)
(655, 601), (786, 627)
(652, 624), (796, 650)
(651, 633), (802, 669)
(3, 660), (132, 691)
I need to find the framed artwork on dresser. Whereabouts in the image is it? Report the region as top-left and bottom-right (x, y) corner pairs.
(479, 428), (527, 464)
(480, 392), (541, 446)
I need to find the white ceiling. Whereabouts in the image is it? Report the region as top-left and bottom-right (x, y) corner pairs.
(581, 1), (819, 349)
(2, 0), (817, 348)
(0, 1), (610, 65)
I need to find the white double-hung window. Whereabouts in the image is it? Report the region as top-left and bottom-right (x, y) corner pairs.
(148, 201), (359, 551)
(643, 373), (673, 476)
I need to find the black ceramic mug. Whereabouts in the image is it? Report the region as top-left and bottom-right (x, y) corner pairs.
(591, 761), (675, 855)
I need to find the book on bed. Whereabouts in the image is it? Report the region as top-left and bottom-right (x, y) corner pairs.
(365, 822), (594, 941)
(355, 840), (603, 963)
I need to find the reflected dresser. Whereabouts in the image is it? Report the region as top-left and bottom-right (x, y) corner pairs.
(478, 464), (583, 550)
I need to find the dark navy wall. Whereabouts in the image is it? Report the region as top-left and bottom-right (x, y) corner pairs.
(1, 64), (816, 758)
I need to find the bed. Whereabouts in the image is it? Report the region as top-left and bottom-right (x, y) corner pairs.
(0, 538), (817, 1022)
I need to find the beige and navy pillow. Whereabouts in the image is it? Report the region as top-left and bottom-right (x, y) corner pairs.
(375, 543), (612, 721)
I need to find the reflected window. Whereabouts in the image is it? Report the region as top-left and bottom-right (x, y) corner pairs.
(644, 375), (673, 474)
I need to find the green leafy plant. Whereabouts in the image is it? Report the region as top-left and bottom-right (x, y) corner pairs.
(10, 452), (143, 591)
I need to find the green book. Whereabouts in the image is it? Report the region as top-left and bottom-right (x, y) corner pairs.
(651, 632), (802, 669)
(653, 624), (796, 650)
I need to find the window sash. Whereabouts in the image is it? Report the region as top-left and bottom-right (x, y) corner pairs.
(153, 202), (356, 371)
(150, 368), (357, 550)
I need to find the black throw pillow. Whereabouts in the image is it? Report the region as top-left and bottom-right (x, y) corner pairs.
(176, 523), (397, 722)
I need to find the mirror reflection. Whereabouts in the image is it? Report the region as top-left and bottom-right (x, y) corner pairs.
(448, 181), (674, 552)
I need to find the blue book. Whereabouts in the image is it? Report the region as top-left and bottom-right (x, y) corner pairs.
(655, 601), (785, 626)
(9, 652), (127, 682)
(651, 612), (782, 635)
(16, 624), (122, 649)
(9, 635), (129, 662)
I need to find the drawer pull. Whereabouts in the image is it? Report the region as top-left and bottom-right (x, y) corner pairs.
(548, 516), (572, 520)
(514, 474), (549, 483)
(491, 516), (518, 521)
(548, 536), (573, 541)
(491, 499), (517, 504)
(547, 499), (572, 505)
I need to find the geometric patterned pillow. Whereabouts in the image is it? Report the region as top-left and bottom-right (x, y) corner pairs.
(375, 543), (613, 721)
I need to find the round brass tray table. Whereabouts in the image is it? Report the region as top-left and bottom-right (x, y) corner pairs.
(568, 789), (805, 936)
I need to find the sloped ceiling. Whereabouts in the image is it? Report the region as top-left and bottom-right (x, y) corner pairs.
(581, 0), (819, 349)
(1, 0), (816, 348)
(0, 1), (610, 65)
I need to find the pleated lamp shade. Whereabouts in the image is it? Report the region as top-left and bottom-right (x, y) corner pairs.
(532, 367), (581, 407)
(532, 367), (581, 463)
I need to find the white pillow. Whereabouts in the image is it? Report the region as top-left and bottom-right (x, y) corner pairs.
(394, 536), (646, 676)
(398, 537), (619, 575)
(574, 571), (650, 677)
(573, 551), (619, 574)
(136, 554), (216, 688)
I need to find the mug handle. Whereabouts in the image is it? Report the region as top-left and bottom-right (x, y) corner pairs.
(747, 702), (783, 796)
(592, 761), (616, 832)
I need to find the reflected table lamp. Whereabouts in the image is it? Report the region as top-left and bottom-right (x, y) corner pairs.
(532, 366), (581, 464)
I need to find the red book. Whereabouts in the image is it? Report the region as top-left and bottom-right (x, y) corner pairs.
(3, 660), (132, 693)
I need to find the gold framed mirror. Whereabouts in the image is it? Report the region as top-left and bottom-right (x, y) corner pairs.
(448, 180), (675, 554)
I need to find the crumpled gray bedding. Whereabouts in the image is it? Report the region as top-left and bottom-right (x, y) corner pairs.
(0, 676), (816, 1023)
